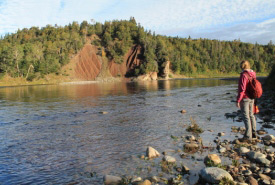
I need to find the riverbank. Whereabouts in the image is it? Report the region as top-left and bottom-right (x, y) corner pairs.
(102, 88), (275, 185)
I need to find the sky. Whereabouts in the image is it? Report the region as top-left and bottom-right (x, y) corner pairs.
(0, 0), (275, 45)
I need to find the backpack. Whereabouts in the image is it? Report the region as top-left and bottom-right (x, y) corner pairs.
(243, 71), (263, 99)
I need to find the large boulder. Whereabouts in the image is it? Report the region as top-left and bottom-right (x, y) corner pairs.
(200, 167), (233, 183)
(146, 146), (160, 159)
(204, 154), (221, 165)
(137, 72), (158, 81)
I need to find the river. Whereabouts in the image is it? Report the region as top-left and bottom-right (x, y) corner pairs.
(0, 78), (254, 184)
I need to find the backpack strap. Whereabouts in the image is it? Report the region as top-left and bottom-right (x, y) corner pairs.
(243, 71), (252, 81)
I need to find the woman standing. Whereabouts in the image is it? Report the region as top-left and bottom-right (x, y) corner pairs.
(236, 60), (257, 141)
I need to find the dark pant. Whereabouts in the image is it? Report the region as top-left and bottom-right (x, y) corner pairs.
(241, 98), (256, 139)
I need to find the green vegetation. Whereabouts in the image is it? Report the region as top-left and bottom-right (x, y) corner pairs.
(0, 17), (275, 82)
(219, 177), (235, 185)
(205, 159), (227, 170)
(265, 64), (275, 90)
(186, 117), (204, 133)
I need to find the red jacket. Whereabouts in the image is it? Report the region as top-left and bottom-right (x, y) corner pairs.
(237, 69), (256, 103)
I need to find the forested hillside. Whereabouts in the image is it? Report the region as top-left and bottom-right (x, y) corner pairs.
(0, 17), (274, 81)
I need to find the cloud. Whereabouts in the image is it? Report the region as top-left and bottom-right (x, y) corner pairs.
(0, 0), (275, 44)
(165, 18), (275, 45)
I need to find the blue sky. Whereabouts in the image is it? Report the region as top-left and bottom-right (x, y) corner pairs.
(0, 0), (275, 44)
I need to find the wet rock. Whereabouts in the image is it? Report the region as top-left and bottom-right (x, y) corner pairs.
(184, 143), (199, 152)
(218, 132), (225, 136)
(225, 113), (238, 119)
(146, 147), (160, 159)
(257, 130), (267, 135)
(200, 167), (233, 184)
(263, 134), (275, 141)
(137, 179), (151, 185)
(181, 109), (187, 113)
(181, 165), (190, 174)
(163, 156), (176, 163)
(263, 124), (274, 129)
(239, 147), (250, 154)
(262, 179), (271, 185)
(204, 154), (221, 165)
(103, 175), (122, 185)
(99, 111), (108, 114)
(247, 176), (258, 185)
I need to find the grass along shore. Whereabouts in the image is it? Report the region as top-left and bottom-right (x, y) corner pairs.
(0, 72), (269, 87)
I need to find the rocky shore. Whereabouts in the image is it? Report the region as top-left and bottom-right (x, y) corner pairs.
(99, 89), (275, 185)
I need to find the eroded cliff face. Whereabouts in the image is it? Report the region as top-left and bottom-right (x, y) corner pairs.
(108, 45), (143, 77)
(65, 44), (145, 81)
(74, 44), (102, 80)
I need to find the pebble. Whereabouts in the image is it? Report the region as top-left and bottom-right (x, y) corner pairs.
(264, 168), (271, 174)
(247, 176), (258, 185)
(242, 170), (252, 176)
(181, 109), (187, 113)
(239, 147), (250, 154)
(163, 156), (176, 163)
(219, 147), (226, 153)
(256, 157), (271, 166)
(259, 174), (272, 181)
(132, 177), (142, 183)
(218, 132), (225, 136)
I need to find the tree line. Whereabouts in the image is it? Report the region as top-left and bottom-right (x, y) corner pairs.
(0, 17), (274, 80)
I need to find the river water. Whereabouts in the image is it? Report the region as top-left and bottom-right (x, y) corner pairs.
(0, 78), (255, 184)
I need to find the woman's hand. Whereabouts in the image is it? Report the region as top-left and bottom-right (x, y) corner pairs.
(236, 102), (240, 108)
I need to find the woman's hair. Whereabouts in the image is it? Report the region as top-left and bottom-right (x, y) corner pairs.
(240, 60), (250, 70)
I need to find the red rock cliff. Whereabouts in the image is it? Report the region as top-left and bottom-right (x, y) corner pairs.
(74, 44), (102, 80)
(109, 45), (143, 77)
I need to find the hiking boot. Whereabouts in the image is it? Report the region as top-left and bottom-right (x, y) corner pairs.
(239, 137), (252, 143)
(252, 133), (258, 139)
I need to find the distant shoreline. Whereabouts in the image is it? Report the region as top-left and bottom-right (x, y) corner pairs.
(0, 74), (268, 88)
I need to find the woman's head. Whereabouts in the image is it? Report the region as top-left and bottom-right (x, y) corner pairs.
(240, 60), (250, 70)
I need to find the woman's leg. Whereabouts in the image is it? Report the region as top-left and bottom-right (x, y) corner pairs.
(249, 99), (257, 137)
(241, 99), (252, 140)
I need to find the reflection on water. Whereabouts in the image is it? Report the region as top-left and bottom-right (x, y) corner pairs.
(0, 78), (239, 184)
(0, 79), (236, 102)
